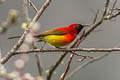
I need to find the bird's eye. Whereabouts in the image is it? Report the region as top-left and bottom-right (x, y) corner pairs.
(74, 25), (80, 29)
(69, 31), (74, 34)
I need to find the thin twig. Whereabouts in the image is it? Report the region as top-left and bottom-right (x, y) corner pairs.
(104, 10), (120, 20)
(32, 43), (43, 76)
(47, 52), (67, 80)
(23, 0), (31, 24)
(47, 30), (86, 80)
(47, 1), (119, 79)
(109, 0), (117, 16)
(46, 12), (119, 80)
(93, 10), (99, 24)
(13, 47), (120, 54)
(65, 44), (120, 80)
(84, 8), (120, 38)
(0, 0), (52, 64)
(27, 0), (38, 12)
(102, 0), (110, 17)
(59, 31), (85, 80)
(59, 53), (74, 80)
(65, 53), (109, 80)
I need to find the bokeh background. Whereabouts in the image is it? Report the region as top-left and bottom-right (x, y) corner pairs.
(0, 0), (120, 80)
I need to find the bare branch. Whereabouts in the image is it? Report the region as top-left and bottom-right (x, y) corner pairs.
(65, 44), (120, 80)
(23, 0), (31, 24)
(102, 0), (110, 17)
(92, 10), (99, 24)
(27, 0), (38, 12)
(85, 10), (120, 38)
(65, 53), (109, 80)
(0, 0), (52, 64)
(47, 52), (67, 80)
(1, 1), (120, 80)
(59, 31), (85, 80)
(104, 10), (120, 20)
(14, 47), (120, 54)
(109, 0), (117, 16)
(32, 43), (43, 76)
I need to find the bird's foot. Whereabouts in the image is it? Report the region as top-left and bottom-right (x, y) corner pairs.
(55, 47), (66, 49)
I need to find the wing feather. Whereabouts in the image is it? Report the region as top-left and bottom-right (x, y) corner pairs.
(34, 29), (67, 37)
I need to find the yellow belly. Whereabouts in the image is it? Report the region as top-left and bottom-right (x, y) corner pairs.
(44, 35), (69, 47)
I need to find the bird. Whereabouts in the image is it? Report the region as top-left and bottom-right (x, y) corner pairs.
(8, 23), (88, 48)
(34, 23), (87, 48)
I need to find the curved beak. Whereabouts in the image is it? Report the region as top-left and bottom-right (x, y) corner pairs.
(83, 24), (89, 27)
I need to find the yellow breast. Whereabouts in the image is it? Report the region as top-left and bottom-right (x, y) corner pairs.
(44, 35), (69, 47)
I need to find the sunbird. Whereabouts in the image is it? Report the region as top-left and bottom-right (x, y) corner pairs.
(9, 23), (87, 48)
(34, 23), (87, 47)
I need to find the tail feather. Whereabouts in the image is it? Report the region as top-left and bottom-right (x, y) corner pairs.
(33, 34), (45, 37)
(8, 34), (40, 39)
(8, 36), (21, 39)
(8, 34), (44, 42)
(33, 34), (44, 42)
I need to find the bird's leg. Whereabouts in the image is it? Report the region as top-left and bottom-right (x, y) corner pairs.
(40, 42), (46, 49)
(55, 47), (66, 49)
(36, 39), (43, 42)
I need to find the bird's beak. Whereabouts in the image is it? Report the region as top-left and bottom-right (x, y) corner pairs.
(83, 24), (89, 27)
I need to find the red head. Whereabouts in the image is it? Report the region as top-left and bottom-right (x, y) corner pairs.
(68, 23), (88, 34)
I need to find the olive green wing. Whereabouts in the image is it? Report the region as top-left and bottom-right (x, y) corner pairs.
(35, 29), (67, 37)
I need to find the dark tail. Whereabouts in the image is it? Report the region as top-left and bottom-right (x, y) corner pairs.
(8, 34), (44, 42)
(8, 34), (39, 39)
(8, 36), (21, 39)
(34, 34), (44, 42)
